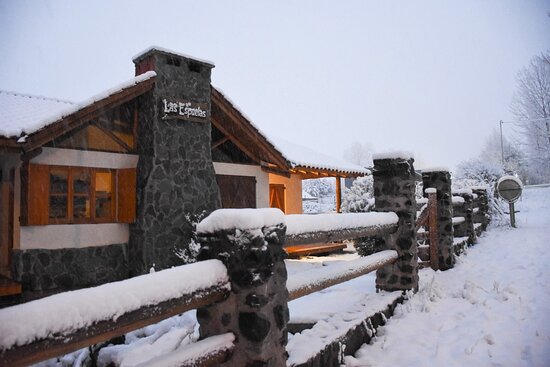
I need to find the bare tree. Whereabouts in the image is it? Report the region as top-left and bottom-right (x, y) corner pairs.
(511, 51), (550, 183)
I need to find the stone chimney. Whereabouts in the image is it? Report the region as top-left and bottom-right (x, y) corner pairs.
(129, 47), (221, 275)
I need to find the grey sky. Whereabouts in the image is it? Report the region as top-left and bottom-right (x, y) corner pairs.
(1, 0), (548, 170)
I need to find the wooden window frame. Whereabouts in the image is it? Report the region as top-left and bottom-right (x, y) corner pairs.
(46, 165), (117, 225)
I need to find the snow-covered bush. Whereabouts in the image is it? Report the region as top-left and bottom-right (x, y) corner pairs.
(341, 175), (375, 213)
(454, 158), (507, 225)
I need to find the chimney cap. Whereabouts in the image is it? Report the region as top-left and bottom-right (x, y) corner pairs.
(132, 46), (215, 68)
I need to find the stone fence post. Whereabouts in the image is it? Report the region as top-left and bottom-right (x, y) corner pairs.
(372, 154), (418, 292)
(453, 191), (476, 245)
(196, 211), (289, 367)
(472, 187), (490, 232)
(422, 169), (455, 270)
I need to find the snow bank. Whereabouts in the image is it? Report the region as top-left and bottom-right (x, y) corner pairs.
(372, 151), (414, 160)
(285, 212), (398, 236)
(345, 186), (550, 367)
(196, 208), (284, 234)
(452, 196), (465, 204)
(0, 259), (228, 350)
(287, 291), (402, 366)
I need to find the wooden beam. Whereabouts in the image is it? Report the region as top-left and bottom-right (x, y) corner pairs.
(0, 284), (229, 367)
(260, 164), (291, 178)
(211, 136), (229, 150)
(94, 121), (133, 152)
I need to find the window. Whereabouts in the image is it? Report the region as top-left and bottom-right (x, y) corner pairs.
(25, 164), (136, 225)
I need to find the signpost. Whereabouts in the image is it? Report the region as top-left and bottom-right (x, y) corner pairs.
(496, 175), (523, 228)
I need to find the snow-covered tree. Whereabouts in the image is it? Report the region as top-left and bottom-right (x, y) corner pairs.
(341, 175), (374, 213)
(511, 52), (550, 184)
(454, 158), (507, 224)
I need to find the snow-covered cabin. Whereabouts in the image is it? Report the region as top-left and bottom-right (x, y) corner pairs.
(0, 47), (367, 296)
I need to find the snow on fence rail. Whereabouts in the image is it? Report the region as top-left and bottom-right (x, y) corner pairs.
(285, 212), (398, 245)
(0, 260), (231, 367)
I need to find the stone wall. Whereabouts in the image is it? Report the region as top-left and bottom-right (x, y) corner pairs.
(197, 224), (289, 367)
(130, 50), (221, 276)
(12, 244), (128, 291)
(372, 156), (419, 292)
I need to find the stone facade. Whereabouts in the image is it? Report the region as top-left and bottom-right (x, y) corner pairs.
(129, 50), (221, 276)
(422, 170), (455, 270)
(12, 244), (128, 291)
(197, 224), (289, 367)
(373, 157), (418, 292)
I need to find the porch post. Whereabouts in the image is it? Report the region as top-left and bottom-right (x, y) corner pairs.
(335, 176), (342, 213)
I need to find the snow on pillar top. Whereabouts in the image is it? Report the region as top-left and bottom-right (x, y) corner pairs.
(132, 46), (215, 76)
(197, 208), (285, 234)
(372, 151), (414, 161)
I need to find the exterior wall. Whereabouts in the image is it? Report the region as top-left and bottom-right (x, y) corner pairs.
(268, 173), (303, 214)
(11, 148), (139, 291)
(213, 162), (269, 208)
(20, 224), (129, 250)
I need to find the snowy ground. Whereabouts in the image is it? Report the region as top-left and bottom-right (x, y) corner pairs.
(35, 186), (550, 366)
(346, 186), (550, 367)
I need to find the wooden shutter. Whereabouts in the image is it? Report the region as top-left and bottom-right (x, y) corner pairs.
(117, 168), (136, 223)
(26, 164), (50, 225)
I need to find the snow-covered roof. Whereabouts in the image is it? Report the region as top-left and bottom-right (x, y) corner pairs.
(0, 71), (157, 140)
(0, 91), (76, 138)
(212, 86), (368, 176)
(268, 136), (370, 175)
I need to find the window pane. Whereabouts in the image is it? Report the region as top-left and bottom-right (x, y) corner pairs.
(95, 171), (113, 220)
(49, 195), (67, 219)
(73, 170), (90, 194)
(50, 169), (68, 193)
(73, 196), (90, 219)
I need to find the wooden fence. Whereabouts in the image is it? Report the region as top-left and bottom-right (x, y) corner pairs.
(0, 158), (491, 367)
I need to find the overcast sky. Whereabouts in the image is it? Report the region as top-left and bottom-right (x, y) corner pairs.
(1, 1), (548, 170)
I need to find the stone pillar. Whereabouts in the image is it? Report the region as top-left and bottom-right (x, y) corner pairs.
(196, 220), (289, 366)
(472, 187), (490, 232)
(130, 48), (221, 275)
(373, 155), (418, 292)
(422, 170), (455, 270)
(454, 191), (476, 245)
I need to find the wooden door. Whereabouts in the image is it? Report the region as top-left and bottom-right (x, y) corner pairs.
(269, 184), (285, 213)
(216, 175), (257, 208)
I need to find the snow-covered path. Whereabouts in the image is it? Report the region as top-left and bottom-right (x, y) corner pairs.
(345, 186), (550, 367)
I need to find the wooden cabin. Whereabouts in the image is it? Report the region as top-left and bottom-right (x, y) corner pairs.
(0, 47), (368, 296)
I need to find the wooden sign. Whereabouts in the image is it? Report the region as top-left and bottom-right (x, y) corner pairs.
(161, 98), (208, 122)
